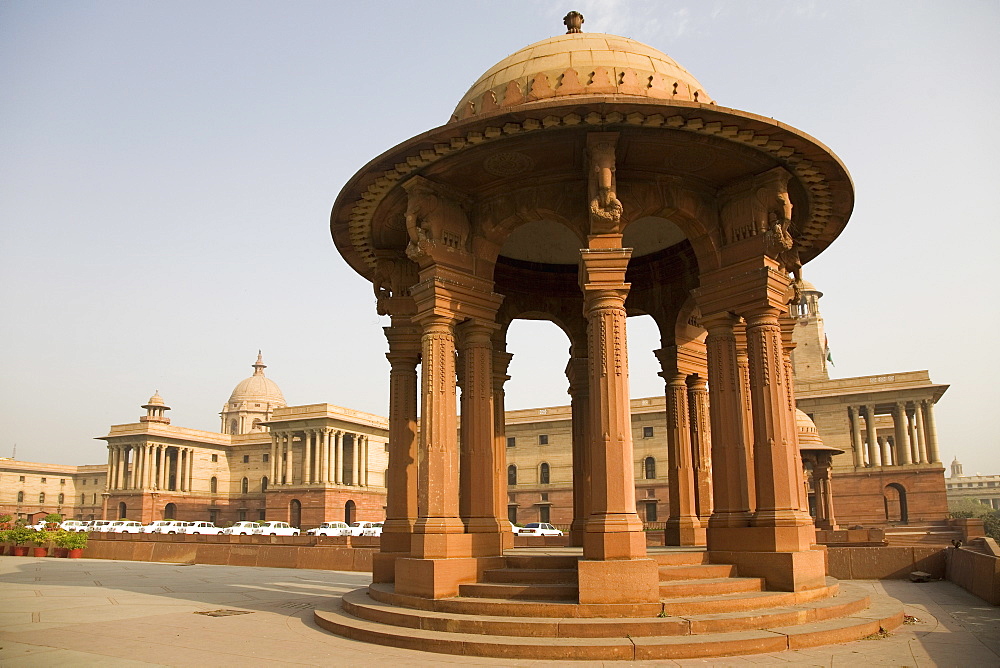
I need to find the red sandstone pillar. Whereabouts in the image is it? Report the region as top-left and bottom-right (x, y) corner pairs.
(566, 356), (591, 548)
(734, 324), (757, 512)
(687, 374), (713, 523)
(492, 346), (514, 550)
(656, 353), (702, 546)
(779, 314), (809, 513)
(702, 314), (752, 536)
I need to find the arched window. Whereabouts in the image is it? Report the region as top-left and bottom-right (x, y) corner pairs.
(241, 477), (249, 494)
(644, 456), (656, 480)
(230, 419), (239, 434)
(39, 492), (45, 503)
(92, 493), (96, 504)
(210, 477), (218, 494)
(80, 493), (85, 505)
(251, 418), (262, 430)
(507, 465), (517, 486)
(58, 493), (64, 504)
(260, 476), (268, 492)
(17, 491), (24, 503)
(540, 463), (550, 485)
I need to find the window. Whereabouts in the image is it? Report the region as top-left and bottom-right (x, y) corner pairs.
(82, 479), (87, 486)
(210, 477), (218, 494)
(263, 453), (269, 463)
(645, 501), (658, 522)
(239, 510), (247, 521)
(644, 456), (656, 480)
(643, 426), (654, 438)
(58, 493), (64, 504)
(241, 477), (249, 494)
(81, 494), (85, 504)
(507, 465), (517, 486)
(538, 434), (548, 445)
(540, 492), (548, 501)
(211, 454), (218, 463)
(230, 419), (239, 434)
(209, 510), (218, 524)
(18, 475), (25, 482)
(243, 455), (250, 463)
(261, 477), (268, 492)
(258, 510), (266, 521)
(540, 463), (550, 484)
(508, 506), (517, 524)
(39, 493), (45, 503)
(92, 494), (96, 504)
(17, 491), (24, 503)
(507, 437), (516, 448)
(94, 479), (97, 484)
(539, 506), (550, 523)
(60, 479), (66, 485)
(41, 477), (46, 483)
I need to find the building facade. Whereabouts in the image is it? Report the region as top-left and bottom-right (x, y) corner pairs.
(946, 458), (1000, 510)
(0, 459), (107, 522)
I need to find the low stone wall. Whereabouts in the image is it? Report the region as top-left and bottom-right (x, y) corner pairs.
(946, 538), (1000, 605)
(825, 546), (946, 580)
(79, 534), (378, 572)
(815, 528), (886, 547)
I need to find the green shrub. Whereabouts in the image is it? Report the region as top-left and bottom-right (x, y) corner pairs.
(53, 530), (88, 550)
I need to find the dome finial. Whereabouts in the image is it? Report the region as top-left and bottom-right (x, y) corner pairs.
(563, 11), (584, 34)
(253, 351), (266, 376)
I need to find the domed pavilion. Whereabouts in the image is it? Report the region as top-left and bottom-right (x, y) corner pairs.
(323, 14), (897, 659)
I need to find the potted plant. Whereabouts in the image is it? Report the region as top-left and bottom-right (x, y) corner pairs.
(55, 529), (88, 558)
(29, 528), (55, 557)
(42, 513), (63, 529)
(4, 524), (35, 556)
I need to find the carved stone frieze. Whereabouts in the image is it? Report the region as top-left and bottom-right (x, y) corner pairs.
(401, 177), (472, 265)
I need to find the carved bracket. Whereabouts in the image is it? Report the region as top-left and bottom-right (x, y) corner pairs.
(586, 132), (624, 236)
(401, 176), (472, 265)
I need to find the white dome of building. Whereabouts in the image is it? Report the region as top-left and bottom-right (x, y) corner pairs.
(220, 352), (285, 435)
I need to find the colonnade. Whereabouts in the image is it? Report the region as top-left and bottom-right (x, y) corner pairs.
(106, 443), (195, 492)
(269, 429), (371, 486)
(848, 399), (940, 468)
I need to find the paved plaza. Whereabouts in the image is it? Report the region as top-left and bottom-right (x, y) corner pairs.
(1, 556), (999, 666)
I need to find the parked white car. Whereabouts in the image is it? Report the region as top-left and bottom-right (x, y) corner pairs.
(109, 521), (143, 534)
(223, 521), (261, 535)
(306, 521), (352, 537)
(346, 521), (381, 537)
(141, 521), (173, 534)
(86, 520), (113, 532)
(182, 521), (225, 535)
(152, 521), (191, 534)
(252, 521), (300, 536)
(360, 522), (384, 537)
(60, 520), (87, 532)
(517, 522), (564, 536)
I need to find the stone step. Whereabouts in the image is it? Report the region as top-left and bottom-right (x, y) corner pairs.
(661, 582), (838, 615)
(483, 567), (578, 584)
(341, 583), (871, 638)
(458, 581), (578, 601)
(659, 576), (764, 598)
(651, 550), (709, 566)
(658, 563), (736, 580)
(504, 554), (579, 570)
(315, 588), (903, 661)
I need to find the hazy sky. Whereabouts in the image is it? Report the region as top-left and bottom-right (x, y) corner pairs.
(2, 1), (997, 474)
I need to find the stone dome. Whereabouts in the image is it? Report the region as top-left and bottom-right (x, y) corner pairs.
(142, 391), (167, 408)
(795, 409), (824, 449)
(227, 352), (286, 407)
(451, 32), (713, 122)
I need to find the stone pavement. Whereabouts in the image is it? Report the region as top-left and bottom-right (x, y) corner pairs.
(1, 556), (998, 667)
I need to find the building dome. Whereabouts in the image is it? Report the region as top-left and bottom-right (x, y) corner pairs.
(795, 409), (823, 449)
(226, 352), (286, 408)
(451, 32), (713, 122)
(142, 391), (167, 409)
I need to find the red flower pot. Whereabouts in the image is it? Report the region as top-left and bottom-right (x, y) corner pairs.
(67, 548), (83, 559)
(53, 547), (69, 558)
(31, 547), (48, 557)
(11, 546), (29, 556)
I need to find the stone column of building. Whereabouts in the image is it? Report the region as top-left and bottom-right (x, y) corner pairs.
(914, 402), (928, 464)
(687, 374), (713, 523)
(129, 445), (138, 489)
(779, 313), (808, 513)
(106, 446), (116, 491)
(187, 448), (194, 492)
(303, 430), (313, 485)
(580, 244), (647, 562)
(701, 313), (752, 538)
(334, 431), (343, 484)
(656, 350), (702, 547)
(493, 347), (514, 550)
(906, 408), (920, 463)
(812, 456), (837, 530)
(360, 436), (369, 486)
(566, 356), (592, 547)
(374, 321), (421, 583)
(878, 436), (891, 467)
(317, 429), (328, 484)
(457, 319), (504, 546)
(269, 434), (278, 483)
(923, 400), (941, 463)
(743, 306), (815, 545)
(865, 405), (880, 466)
(734, 323), (757, 512)
(893, 403), (911, 465)
(158, 446), (166, 490)
(848, 406), (865, 467)
(286, 433), (296, 485)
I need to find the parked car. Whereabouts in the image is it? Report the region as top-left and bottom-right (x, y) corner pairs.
(86, 520), (113, 532)
(346, 521), (381, 537)
(70, 521), (93, 532)
(306, 521), (352, 536)
(60, 520), (87, 532)
(360, 522), (383, 537)
(141, 521), (173, 534)
(152, 521), (191, 534)
(517, 522), (563, 536)
(109, 521), (144, 534)
(182, 521), (225, 535)
(223, 521), (261, 535)
(252, 521), (300, 536)
(508, 522), (519, 533)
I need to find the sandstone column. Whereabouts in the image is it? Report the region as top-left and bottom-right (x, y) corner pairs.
(894, 402), (911, 465)
(658, 358), (702, 546)
(906, 408), (920, 463)
(702, 313), (752, 534)
(734, 324), (757, 511)
(285, 433), (294, 485)
(849, 406), (865, 467)
(924, 400), (941, 463)
(914, 402), (928, 464)
(303, 430), (313, 485)
(688, 374), (713, 522)
(318, 429), (328, 484)
(493, 346), (515, 549)
(334, 431), (343, 484)
(566, 356), (592, 547)
(187, 448), (194, 492)
(269, 434), (278, 482)
(865, 405), (880, 467)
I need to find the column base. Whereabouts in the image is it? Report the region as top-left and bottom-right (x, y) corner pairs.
(394, 555), (506, 599)
(708, 547), (827, 592)
(372, 552), (401, 583)
(664, 516), (706, 546)
(583, 514), (647, 560)
(568, 519), (587, 547)
(577, 558), (660, 604)
(707, 524), (815, 553)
